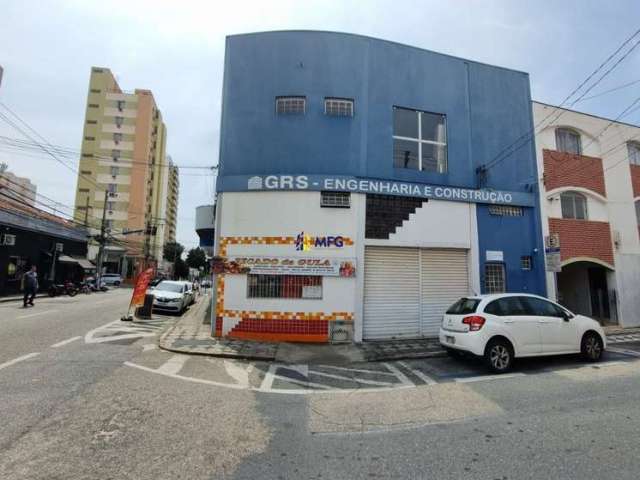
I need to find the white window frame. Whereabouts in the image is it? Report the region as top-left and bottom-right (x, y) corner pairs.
(484, 263), (506, 294)
(275, 96), (306, 115)
(560, 191), (588, 220)
(393, 107), (447, 173)
(555, 127), (582, 155)
(324, 98), (354, 117)
(628, 142), (640, 166)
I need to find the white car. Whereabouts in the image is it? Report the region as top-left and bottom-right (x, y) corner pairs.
(100, 273), (122, 286)
(176, 281), (196, 305)
(151, 280), (189, 314)
(439, 293), (606, 373)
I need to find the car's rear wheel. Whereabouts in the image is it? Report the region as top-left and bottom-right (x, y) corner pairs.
(484, 338), (513, 373)
(581, 332), (603, 362)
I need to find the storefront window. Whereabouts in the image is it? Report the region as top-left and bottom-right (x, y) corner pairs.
(247, 275), (322, 299)
(7, 256), (26, 281)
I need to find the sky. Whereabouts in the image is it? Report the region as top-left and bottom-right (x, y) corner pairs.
(1, 0), (639, 251)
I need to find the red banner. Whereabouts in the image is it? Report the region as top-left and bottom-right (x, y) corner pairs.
(129, 267), (155, 308)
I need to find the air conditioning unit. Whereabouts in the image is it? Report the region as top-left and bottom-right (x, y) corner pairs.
(3, 234), (16, 246)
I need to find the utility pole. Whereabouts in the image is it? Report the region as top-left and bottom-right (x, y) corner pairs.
(95, 189), (109, 285)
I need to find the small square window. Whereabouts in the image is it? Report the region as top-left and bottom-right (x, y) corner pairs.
(325, 98), (354, 117)
(521, 256), (532, 271)
(86, 120), (97, 124)
(84, 136), (95, 141)
(321, 191), (350, 208)
(88, 104), (99, 108)
(276, 96), (305, 115)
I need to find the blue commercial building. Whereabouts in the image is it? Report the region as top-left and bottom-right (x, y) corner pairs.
(214, 31), (545, 343)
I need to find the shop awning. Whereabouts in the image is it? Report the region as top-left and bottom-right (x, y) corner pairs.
(76, 258), (96, 270)
(57, 256), (96, 270)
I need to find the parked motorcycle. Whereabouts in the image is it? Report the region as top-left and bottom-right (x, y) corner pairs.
(47, 281), (78, 297)
(77, 282), (92, 295)
(86, 277), (109, 292)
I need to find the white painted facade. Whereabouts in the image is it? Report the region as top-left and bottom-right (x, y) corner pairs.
(533, 101), (640, 327)
(215, 190), (480, 342)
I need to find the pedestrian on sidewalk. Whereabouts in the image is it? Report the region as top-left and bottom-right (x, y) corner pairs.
(21, 265), (38, 308)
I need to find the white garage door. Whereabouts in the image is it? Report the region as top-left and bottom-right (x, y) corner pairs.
(363, 247), (420, 340)
(421, 249), (470, 336)
(363, 247), (469, 340)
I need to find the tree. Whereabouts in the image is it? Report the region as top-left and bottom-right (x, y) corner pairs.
(163, 241), (184, 262)
(173, 258), (189, 279)
(186, 247), (208, 274)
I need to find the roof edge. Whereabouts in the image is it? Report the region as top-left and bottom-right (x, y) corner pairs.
(225, 30), (530, 76)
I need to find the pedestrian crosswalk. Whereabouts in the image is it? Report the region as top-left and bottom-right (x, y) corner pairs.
(606, 333), (640, 344)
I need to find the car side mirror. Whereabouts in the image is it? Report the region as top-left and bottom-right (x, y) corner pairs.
(562, 312), (571, 322)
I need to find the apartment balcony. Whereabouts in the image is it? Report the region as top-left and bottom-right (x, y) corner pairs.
(548, 218), (614, 267)
(543, 149), (606, 197)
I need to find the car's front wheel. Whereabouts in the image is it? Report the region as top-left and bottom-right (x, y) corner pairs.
(581, 332), (604, 362)
(484, 338), (513, 373)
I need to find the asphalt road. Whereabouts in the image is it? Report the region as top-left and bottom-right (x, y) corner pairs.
(2, 292), (640, 479)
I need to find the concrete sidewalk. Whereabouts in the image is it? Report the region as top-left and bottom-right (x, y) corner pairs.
(158, 294), (640, 364)
(158, 294), (445, 364)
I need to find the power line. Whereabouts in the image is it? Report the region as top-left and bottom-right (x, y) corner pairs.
(482, 28), (640, 174)
(577, 78), (640, 102)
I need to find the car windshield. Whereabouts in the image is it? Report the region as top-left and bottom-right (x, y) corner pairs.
(446, 298), (480, 314)
(156, 282), (183, 293)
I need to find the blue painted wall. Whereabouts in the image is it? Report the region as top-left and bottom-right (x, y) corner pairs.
(218, 30), (546, 296)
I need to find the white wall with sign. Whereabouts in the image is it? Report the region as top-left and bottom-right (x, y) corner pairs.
(218, 191), (359, 317)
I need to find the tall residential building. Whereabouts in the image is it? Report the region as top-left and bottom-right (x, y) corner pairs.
(73, 67), (178, 279)
(0, 164), (37, 206)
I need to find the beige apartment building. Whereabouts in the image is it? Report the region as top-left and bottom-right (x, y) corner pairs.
(73, 67), (179, 280)
(0, 164), (37, 206)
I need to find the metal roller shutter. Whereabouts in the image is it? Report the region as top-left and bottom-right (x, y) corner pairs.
(363, 247), (470, 340)
(421, 249), (470, 336)
(363, 247), (420, 340)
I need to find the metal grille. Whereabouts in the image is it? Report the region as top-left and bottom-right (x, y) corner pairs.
(325, 98), (354, 117)
(276, 96), (305, 115)
(321, 191), (350, 208)
(247, 275), (322, 299)
(488, 205), (524, 216)
(521, 256), (532, 270)
(484, 263), (505, 294)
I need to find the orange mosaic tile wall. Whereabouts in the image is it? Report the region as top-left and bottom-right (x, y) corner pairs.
(214, 236), (355, 343)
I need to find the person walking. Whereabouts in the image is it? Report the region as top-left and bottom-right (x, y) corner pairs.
(22, 265), (38, 308)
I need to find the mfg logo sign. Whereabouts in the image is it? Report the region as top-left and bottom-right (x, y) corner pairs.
(295, 232), (344, 251)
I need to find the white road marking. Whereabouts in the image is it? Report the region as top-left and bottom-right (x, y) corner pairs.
(50, 336), (82, 348)
(16, 310), (57, 320)
(260, 364), (278, 390)
(84, 319), (159, 344)
(157, 355), (189, 375)
(398, 361), (437, 385)
(315, 364), (397, 376)
(223, 360), (251, 387)
(454, 373), (525, 383)
(308, 369), (395, 386)
(383, 362), (414, 386)
(123, 361), (416, 395)
(0, 352), (40, 371)
(142, 344), (157, 352)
